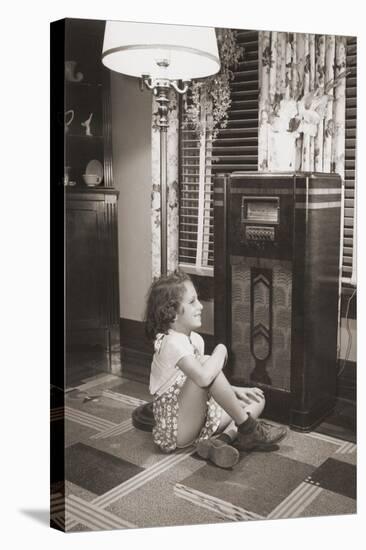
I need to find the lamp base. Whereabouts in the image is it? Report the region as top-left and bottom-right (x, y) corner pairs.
(132, 402), (155, 432)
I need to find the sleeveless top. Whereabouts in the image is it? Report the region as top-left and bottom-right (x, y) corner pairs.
(149, 329), (204, 396)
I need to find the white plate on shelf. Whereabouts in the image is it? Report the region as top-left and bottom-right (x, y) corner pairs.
(85, 159), (104, 183)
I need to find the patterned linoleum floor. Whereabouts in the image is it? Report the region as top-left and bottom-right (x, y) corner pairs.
(51, 371), (357, 532)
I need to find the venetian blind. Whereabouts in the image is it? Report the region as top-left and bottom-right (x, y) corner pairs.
(178, 30), (259, 273)
(343, 36), (356, 284)
(211, 30), (259, 174)
(179, 93), (214, 273)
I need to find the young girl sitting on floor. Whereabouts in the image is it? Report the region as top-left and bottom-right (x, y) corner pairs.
(145, 270), (287, 468)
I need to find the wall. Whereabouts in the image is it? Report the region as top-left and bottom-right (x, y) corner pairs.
(110, 73), (152, 321)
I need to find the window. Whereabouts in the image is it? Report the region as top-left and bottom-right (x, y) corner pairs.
(178, 98), (214, 275)
(178, 30), (259, 275)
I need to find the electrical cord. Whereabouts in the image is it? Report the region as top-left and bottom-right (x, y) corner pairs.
(338, 287), (356, 377)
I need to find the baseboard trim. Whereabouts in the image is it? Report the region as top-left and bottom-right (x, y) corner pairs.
(120, 346), (151, 384)
(119, 318), (152, 384)
(120, 318), (153, 354)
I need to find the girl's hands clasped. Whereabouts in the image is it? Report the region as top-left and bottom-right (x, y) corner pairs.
(233, 386), (264, 405)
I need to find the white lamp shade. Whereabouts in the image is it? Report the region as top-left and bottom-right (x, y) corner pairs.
(102, 20), (220, 81)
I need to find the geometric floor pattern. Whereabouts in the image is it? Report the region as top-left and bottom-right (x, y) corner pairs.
(51, 372), (357, 532)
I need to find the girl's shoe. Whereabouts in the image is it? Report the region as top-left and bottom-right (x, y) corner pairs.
(196, 438), (239, 469)
(236, 416), (287, 451)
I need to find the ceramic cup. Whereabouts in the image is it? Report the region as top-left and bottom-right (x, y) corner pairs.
(83, 174), (102, 186)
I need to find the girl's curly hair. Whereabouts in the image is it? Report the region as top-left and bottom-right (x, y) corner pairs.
(144, 270), (192, 341)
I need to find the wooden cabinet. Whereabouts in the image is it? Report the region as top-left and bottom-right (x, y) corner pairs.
(51, 18), (120, 355)
(51, 18), (121, 496)
(66, 189), (120, 352)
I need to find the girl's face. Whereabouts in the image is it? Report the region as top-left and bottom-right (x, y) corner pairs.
(172, 281), (203, 335)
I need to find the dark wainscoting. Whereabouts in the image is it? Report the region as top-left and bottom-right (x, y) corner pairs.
(119, 318), (152, 384)
(120, 318), (152, 355)
(119, 317), (214, 384)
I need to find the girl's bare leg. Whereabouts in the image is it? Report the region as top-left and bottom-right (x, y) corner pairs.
(177, 372), (249, 447)
(176, 379), (209, 447)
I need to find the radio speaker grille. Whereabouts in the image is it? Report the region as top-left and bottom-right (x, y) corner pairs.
(231, 257), (292, 391)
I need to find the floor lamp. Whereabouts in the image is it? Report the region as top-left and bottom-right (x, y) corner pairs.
(102, 20), (220, 275)
(102, 20), (220, 429)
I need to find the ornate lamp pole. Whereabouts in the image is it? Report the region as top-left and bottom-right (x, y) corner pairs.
(142, 72), (189, 273)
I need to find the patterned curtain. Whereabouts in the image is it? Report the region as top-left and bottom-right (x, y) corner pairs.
(151, 92), (180, 278)
(258, 32), (347, 176)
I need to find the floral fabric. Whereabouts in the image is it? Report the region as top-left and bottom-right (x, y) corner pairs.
(258, 31), (346, 175)
(152, 372), (223, 453)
